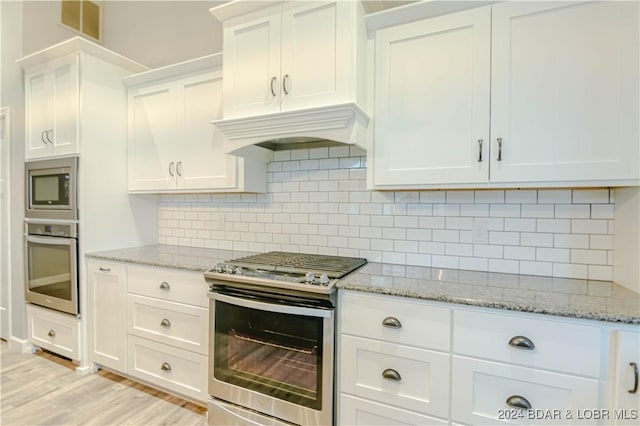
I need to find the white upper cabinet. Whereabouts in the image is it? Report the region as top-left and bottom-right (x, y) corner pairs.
(216, 1), (363, 118)
(24, 54), (80, 159)
(125, 54), (266, 193)
(490, 1), (639, 185)
(371, 6), (491, 187)
(369, 1), (639, 189)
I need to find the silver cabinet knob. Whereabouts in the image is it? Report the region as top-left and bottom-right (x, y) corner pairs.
(160, 318), (171, 328)
(159, 281), (170, 290)
(48, 330), (56, 337)
(161, 362), (172, 372)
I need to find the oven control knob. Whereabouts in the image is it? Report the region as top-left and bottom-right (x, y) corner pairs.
(225, 265), (236, 274)
(235, 267), (243, 275)
(214, 263), (225, 273)
(319, 273), (330, 285)
(305, 272), (316, 283)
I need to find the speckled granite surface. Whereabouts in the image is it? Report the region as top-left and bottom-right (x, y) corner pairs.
(86, 245), (639, 325)
(337, 262), (640, 325)
(85, 244), (253, 272)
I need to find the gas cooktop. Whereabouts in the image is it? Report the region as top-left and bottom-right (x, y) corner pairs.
(204, 251), (367, 294)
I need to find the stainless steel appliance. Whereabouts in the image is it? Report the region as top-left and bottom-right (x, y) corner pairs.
(25, 156), (78, 221)
(24, 221), (79, 316)
(204, 252), (367, 426)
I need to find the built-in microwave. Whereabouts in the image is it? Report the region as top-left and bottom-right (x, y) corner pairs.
(25, 157), (78, 221)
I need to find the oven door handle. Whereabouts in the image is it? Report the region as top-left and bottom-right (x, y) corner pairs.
(212, 292), (332, 318)
(26, 235), (75, 245)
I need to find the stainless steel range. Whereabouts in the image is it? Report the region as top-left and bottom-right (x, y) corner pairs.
(204, 252), (366, 426)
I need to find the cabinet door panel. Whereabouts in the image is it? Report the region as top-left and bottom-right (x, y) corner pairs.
(25, 71), (53, 158)
(611, 331), (640, 425)
(178, 74), (237, 190)
(128, 86), (175, 191)
(281, 1), (351, 110)
(490, 1), (639, 184)
(223, 12), (281, 118)
(87, 261), (127, 371)
(373, 7), (490, 186)
(51, 55), (79, 156)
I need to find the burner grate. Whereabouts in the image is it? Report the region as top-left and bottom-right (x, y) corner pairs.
(227, 251), (367, 278)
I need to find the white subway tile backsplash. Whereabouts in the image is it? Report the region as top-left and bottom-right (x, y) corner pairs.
(160, 151), (617, 282)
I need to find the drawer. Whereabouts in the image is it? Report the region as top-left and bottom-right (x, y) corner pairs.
(127, 265), (207, 307)
(340, 335), (450, 418)
(451, 356), (599, 425)
(453, 309), (602, 377)
(127, 294), (208, 355)
(340, 394), (448, 426)
(340, 291), (451, 351)
(127, 335), (207, 403)
(27, 304), (81, 361)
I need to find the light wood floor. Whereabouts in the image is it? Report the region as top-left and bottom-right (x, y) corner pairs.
(0, 340), (207, 425)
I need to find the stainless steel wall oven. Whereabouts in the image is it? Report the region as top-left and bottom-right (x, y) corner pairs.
(24, 221), (79, 316)
(204, 252), (366, 426)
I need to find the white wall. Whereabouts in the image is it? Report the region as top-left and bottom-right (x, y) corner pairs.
(102, 1), (222, 68)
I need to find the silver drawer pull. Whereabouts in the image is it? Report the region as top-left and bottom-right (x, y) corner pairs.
(160, 319), (171, 328)
(629, 362), (639, 394)
(159, 281), (170, 290)
(382, 317), (402, 329)
(508, 335), (535, 350)
(161, 362), (172, 372)
(382, 368), (401, 382)
(506, 395), (532, 410)
(99, 267), (111, 272)
(48, 330), (55, 338)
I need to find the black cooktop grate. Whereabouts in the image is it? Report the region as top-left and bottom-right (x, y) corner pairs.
(226, 251), (367, 278)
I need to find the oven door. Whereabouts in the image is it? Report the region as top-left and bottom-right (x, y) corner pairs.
(209, 290), (334, 426)
(24, 234), (78, 315)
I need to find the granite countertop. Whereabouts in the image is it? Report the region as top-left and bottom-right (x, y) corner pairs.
(87, 244), (640, 325)
(337, 262), (640, 325)
(85, 244), (253, 272)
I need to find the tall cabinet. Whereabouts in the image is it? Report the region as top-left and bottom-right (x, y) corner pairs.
(368, 1), (639, 189)
(18, 37), (158, 369)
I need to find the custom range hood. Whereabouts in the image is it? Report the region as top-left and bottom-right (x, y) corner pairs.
(212, 102), (370, 162)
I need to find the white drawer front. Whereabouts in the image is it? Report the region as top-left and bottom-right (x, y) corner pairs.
(340, 394), (448, 426)
(127, 294), (208, 355)
(340, 291), (451, 351)
(27, 304), (80, 361)
(127, 265), (207, 307)
(453, 309), (602, 377)
(451, 356), (600, 425)
(341, 335), (450, 418)
(127, 335), (207, 403)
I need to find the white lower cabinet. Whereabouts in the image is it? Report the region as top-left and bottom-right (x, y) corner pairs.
(337, 290), (635, 426)
(87, 259), (209, 404)
(26, 304), (81, 362)
(338, 291), (451, 424)
(451, 356), (599, 425)
(340, 394), (448, 426)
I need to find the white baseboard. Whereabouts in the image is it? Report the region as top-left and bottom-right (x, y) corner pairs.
(9, 336), (34, 354)
(75, 364), (92, 375)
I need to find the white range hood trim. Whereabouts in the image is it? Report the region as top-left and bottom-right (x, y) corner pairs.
(212, 103), (370, 162)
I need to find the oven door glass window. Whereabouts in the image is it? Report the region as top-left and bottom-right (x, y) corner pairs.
(30, 172), (70, 207)
(26, 237), (73, 301)
(214, 300), (323, 410)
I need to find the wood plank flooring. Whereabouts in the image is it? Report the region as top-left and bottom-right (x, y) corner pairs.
(0, 341), (207, 425)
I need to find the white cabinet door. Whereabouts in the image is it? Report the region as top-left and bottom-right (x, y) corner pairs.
(87, 261), (127, 371)
(177, 73), (237, 190)
(372, 6), (491, 187)
(490, 1), (639, 184)
(24, 54), (79, 159)
(280, 1), (352, 111)
(222, 8), (281, 118)
(340, 394), (448, 426)
(611, 331), (640, 425)
(128, 84), (176, 191)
